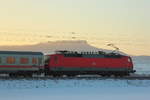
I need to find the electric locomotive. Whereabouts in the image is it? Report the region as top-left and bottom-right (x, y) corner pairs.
(45, 50), (135, 77)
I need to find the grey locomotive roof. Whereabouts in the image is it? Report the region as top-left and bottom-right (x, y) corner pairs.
(0, 51), (43, 55)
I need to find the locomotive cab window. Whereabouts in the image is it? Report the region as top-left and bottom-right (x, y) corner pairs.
(54, 56), (59, 64)
(7, 56), (16, 64)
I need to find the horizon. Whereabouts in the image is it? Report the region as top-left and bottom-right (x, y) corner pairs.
(0, 40), (149, 56)
(0, 0), (150, 55)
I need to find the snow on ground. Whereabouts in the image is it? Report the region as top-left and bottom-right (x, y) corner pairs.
(0, 78), (150, 100)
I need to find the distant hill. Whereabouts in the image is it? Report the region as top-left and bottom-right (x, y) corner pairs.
(0, 40), (124, 54)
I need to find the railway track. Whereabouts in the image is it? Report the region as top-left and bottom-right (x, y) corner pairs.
(0, 74), (150, 80)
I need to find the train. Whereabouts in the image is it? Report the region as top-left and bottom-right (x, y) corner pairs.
(0, 50), (135, 77)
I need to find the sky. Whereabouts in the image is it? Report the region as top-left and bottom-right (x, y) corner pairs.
(0, 0), (150, 55)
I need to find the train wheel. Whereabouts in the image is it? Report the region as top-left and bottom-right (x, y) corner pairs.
(67, 74), (76, 78)
(101, 74), (106, 77)
(44, 68), (50, 76)
(113, 73), (124, 77)
(9, 73), (18, 78)
(114, 74), (120, 77)
(22, 73), (33, 78)
(52, 74), (63, 78)
(101, 74), (111, 77)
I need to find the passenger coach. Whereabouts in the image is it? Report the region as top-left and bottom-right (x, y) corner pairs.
(0, 51), (44, 76)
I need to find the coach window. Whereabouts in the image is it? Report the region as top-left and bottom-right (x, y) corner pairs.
(32, 58), (38, 64)
(38, 58), (42, 65)
(20, 57), (29, 64)
(7, 56), (16, 64)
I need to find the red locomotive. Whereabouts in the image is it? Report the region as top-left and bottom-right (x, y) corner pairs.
(45, 51), (135, 77)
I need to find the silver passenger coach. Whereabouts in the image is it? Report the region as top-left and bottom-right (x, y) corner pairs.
(0, 51), (44, 75)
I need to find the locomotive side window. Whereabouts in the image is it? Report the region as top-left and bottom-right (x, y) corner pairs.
(20, 57), (29, 64)
(32, 58), (38, 64)
(7, 56), (16, 64)
(54, 56), (58, 64)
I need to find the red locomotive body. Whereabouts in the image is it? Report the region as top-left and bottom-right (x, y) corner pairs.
(45, 51), (135, 76)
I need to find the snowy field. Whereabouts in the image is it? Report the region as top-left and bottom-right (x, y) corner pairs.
(0, 58), (150, 100)
(0, 78), (150, 100)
